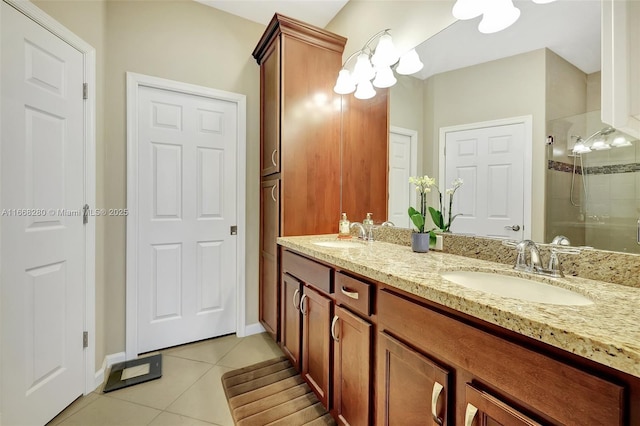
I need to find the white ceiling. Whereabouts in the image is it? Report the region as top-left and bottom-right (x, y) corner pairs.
(196, 0), (601, 81)
(415, 0), (601, 80)
(194, 0), (349, 28)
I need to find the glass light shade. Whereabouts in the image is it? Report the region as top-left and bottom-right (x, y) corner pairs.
(479, 0), (520, 34)
(532, 0), (556, 3)
(333, 69), (356, 94)
(572, 142), (591, 154)
(452, 0), (487, 20)
(372, 66), (397, 88)
(352, 53), (375, 83)
(354, 80), (376, 100)
(611, 136), (633, 147)
(591, 140), (611, 150)
(371, 34), (400, 67)
(396, 49), (424, 75)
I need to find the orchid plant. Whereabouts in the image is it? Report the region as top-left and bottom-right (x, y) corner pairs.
(408, 175), (464, 237)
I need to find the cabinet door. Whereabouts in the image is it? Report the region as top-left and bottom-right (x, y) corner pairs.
(301, 285), (332, 408)
(333, 306), (372, 426)
(281, 273), (302, 370)
(260, 39), (280, 176)
(602, 0), (640, 139)
(463, 384), (542, 426)
(259, 179), (280, 338)
(377, 332), (450, 426)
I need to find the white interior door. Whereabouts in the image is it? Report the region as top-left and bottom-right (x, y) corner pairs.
(134, 84), (238, 354)
(1, 2), (86, 424)
(388, 127), (417, 228)
(444, 123), (525, 239)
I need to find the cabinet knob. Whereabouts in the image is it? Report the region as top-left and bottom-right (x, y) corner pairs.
(331, 315), (339, 342)
(271, 149), (278, 167)
(270, 184), (277, 202)
(431, 381), (444, 426)
(465, 403), (478, 426)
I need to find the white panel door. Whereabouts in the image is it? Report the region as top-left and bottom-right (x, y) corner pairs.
(445, 123), (525, 239)
(136, 85), (237, 353)
(388, 127), (417, 228)
(1, 3), (85, 424)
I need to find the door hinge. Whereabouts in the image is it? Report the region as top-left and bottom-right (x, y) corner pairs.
(83, 83), (88, 100)
(83, 331), (88, 348)
(83, 204), (89, 224)
(230, 225), (237, 235)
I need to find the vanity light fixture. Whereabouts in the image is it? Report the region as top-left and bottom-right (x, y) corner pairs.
(452, 0), (556, 34)
(571, 127), (635, 155)
(333, 29), (424, 100)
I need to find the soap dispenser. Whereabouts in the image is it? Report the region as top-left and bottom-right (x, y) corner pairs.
(363, 213), (374, 241)
(338, 213), (351, 239)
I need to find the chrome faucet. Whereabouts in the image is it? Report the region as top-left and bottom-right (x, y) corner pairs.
(514, 240), (543, 272)
(504, 239), (581, 278)
(350, 222), (366, 240)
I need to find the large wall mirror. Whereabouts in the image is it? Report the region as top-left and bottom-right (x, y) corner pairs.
(377, 0), (640, 254)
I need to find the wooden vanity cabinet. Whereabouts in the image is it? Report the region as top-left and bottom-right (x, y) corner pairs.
(281, 250), (334, 408)
(281, 272), (302, 370)
(463, 384), (542, 426)
(332, 272), (374, 426)
(377, 331), (450, 426)
(260, 179), (280, 338)
(301, 284), (333, 408)
(377, 288), (626, 426)
(253, 15), (346, 339)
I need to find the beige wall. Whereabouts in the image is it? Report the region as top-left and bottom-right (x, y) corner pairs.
(545, 49), (588, 122)
(390, 75), (425, 172)
(33, 0), (264, 366)
(327, 0), (456, 62)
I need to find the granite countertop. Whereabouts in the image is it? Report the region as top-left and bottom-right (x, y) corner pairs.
(277, 234), (640, 379)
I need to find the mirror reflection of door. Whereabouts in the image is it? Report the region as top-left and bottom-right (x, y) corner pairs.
(443, 121), (528, 240)
(388, 126), (418, 228)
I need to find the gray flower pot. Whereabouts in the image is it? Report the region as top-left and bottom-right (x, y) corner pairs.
(411, 233), (430, 253)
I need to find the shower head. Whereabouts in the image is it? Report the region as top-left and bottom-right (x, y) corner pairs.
(599, 127), (615, 136)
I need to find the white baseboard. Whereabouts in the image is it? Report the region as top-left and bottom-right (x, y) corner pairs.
(243, 322), (265, 337)
(93, 352), (126, 391)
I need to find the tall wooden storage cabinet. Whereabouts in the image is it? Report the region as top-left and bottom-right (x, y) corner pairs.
(253, 14), (347, 339)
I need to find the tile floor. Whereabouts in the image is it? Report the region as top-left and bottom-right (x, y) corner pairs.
(47, 332), (284, 426)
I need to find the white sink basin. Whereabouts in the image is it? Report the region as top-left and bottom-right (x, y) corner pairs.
(312, 240), (365, 248)
(439, 271), (593, 306)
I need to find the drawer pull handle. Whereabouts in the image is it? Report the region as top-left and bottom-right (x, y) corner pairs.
(271, 149), (278, 167)
(340, 286), (359, 300)
(431, 381), (444, 425)
(292, 288), (300, 310)
(465, 403), (478, 426)
(270, 184), (277, 202)
(300, 294), (308, 315)
(331, 315), (339, 342)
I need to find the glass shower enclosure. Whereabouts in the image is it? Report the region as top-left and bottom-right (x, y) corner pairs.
(546, 111), (640, 254)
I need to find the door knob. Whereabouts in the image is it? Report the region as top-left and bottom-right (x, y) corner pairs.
(504, 225), (521, 231)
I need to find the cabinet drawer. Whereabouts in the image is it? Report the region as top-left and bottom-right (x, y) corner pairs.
(282, 250), (331, 294)
(378, 289), (625, 425)
(335, 272), (371, 316)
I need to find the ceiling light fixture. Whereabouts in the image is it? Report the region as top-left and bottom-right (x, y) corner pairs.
(452, 0), (556, 34)
(333, 29), (424, 99)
